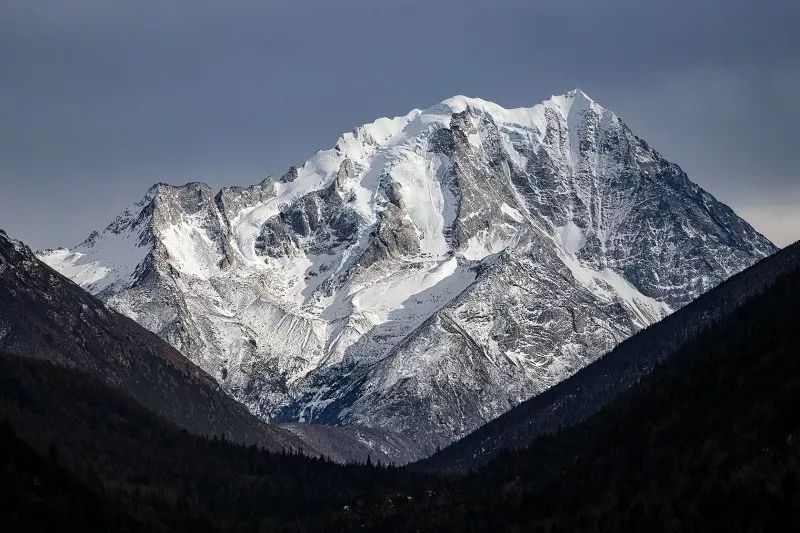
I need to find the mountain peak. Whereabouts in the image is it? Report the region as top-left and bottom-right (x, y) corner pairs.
(435, 89), (599, 112)
(38, 90), (775, 454)
(544, 88), (606, 119)
(420, 89), (612, 135)
(435, 94), (503, 114)
(565, 87), (593, 100)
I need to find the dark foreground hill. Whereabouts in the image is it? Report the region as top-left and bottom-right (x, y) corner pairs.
(0, 352), (420, 532)
(2, 241), (799, 531)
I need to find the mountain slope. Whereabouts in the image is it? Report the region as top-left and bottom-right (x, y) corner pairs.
(3, 236), (798, 532)
(376, 241), (800, 532)
(39, 90), (775, 451)
(419, 240), (800, 470)
(0, 229), (418, 464)
(0, 229), (296, 449)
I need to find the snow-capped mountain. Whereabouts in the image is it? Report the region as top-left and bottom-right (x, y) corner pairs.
(39, 90), (776, 453)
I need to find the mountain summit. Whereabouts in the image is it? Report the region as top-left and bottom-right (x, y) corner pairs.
(39, 91), (775, 453)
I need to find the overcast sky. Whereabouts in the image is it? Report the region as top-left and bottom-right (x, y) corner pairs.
(1, 0), (798, 248)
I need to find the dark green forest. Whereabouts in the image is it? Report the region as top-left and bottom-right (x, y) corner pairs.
(2, 263), (799, 532)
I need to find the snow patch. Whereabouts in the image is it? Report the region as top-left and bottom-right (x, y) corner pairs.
(555, 223), (671, 327)
(349, 257), (472, 325)
(159, 218), (224, 279)
(500, 203), (524, 223)
(458, 230), (516, 261)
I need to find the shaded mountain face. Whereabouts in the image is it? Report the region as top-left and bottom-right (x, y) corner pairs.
(420, 240), (800, 470)
(38, 90), (775, 452)
(0, 230), (419, 464)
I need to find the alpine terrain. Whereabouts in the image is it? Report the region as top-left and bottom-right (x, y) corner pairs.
(4, 238), (797, 531)
(419, 240), (800, 470)
(0, 230), (422, 464)
(38, 90), (776, 453)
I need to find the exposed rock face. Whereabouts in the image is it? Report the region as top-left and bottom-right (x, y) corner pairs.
(38, 90), (776, 455)
(418, 240), (800, 471)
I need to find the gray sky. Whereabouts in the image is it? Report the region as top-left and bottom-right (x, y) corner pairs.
(1, 0), (798, 249)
